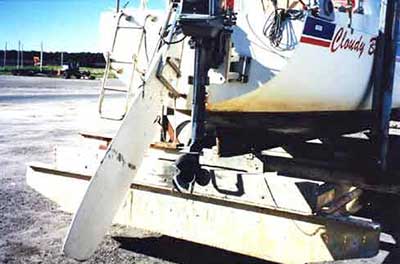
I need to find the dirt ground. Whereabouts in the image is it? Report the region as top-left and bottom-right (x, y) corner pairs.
(0, 76), (399, 264)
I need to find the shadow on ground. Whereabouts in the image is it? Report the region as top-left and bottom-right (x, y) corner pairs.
(114, 235), (275, 264)
(359, 192), (400, 264)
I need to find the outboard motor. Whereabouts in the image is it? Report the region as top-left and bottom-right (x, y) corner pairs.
(179, 0), (235, 67)
(173, 0), (236, 191)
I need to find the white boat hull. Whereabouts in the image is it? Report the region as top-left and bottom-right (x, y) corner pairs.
(99, 1), (400, 115)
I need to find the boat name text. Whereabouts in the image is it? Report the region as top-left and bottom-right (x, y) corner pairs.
(330, 27), (375, 58)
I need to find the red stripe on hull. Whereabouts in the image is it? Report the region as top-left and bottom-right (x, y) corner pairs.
(300, 36), (331, 48)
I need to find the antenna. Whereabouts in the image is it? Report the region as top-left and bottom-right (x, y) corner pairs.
(40, 41), (43, 72)
(140, 0), (148, 9)
(17, 40), (20, 69)
(116, 0), (120, 12)
(3, 42), (6, 69)
(21, 44), (24, 68)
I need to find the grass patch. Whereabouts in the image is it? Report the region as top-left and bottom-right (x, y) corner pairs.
(80, 67), (109, 79)
(0, 65), (114, 79)
(0, 65), (62, 74)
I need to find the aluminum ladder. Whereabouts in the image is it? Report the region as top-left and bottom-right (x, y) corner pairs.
(98, 10), (148, 121)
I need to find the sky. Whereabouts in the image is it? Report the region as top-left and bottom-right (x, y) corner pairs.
(0, 0), (165, 52)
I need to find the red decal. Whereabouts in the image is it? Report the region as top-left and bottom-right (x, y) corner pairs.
(225, 0), (234, 9)
(333, 0), (357, 10)
(330, 27), (366, 58)
(368, 37), (377, 55)
(300, 36), (331, 47)
(330, 27), (344, 53)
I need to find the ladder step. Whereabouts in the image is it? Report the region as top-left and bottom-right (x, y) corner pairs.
(110, 58), (133, 64)
(104, 86), (128, 92)
(117, 25), (143, 30)
(167, 57), (181, 77)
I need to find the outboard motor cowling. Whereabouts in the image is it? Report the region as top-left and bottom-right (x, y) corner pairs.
(179, 0), (226, 38)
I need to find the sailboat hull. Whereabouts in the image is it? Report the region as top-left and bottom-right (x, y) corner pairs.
(99, 1), (399, 141)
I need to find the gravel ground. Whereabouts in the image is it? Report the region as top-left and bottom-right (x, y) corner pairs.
(0, 75), (399, 264)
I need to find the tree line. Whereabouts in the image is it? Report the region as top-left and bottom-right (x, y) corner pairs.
(0, 50), (106, 68)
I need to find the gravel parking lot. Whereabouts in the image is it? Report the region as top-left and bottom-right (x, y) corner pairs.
(0, 76), (278, 264)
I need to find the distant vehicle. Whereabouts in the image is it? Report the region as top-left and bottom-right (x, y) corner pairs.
(62, 62), (93, 80)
